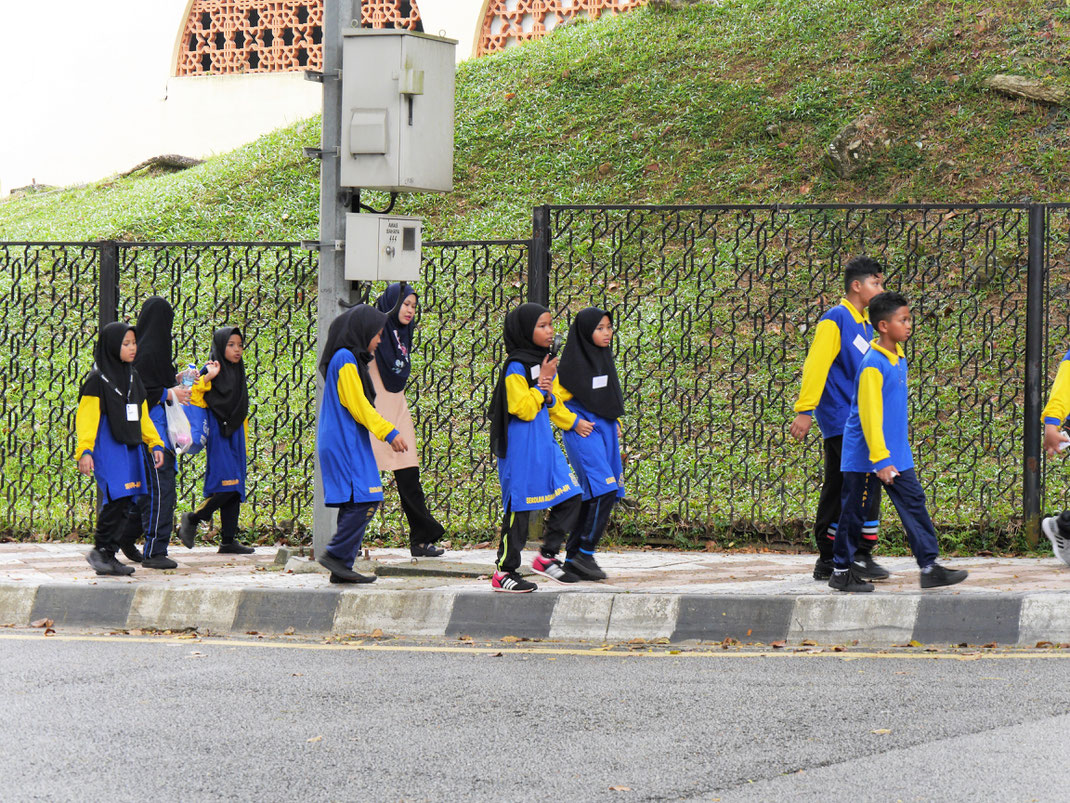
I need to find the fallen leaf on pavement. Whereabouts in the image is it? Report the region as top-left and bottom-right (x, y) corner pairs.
(770, 640), (786, 649)
(628, 637), (646, 644)
(284, 627), (296, 636)
(831, 645), (846, 652)
(501, 635), (529, 643)
(871, 729), (892, 735)
(488, 651), (503, 657)
(307, 735), (323, 743)
(1037, 641), (1055, 648)
(800, 639), (817, 646)
(609, 786), (632, 792)
(30, 618), (53, 629)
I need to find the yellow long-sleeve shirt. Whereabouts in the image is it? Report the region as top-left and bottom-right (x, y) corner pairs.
(337, 362), (398, 441)
(505, 371), (577, 430)
(1043, 358), (1070, 425)
(74, 396), (164, 458)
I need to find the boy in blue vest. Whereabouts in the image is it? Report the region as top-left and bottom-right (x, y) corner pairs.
(829, 291), (968, 592)
(791, 256), (888, 581)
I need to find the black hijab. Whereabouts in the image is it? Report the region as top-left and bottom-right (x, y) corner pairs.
(134, 296), (176, 405)
(79, 321), (147, 445)
(319, 305), (388, 404)
(557, 307), (625, 421)
(373, 283), (416, 393)
(203, 326), (248, 438)
(488, 303), (550, 459)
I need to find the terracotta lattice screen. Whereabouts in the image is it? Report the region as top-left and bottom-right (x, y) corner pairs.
(476, 0), (644, 55)
(175, 0), (423, 76)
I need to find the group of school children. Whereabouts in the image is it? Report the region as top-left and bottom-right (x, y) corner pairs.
(75, 298), (257, 575)
(77, 260), (1070, 589)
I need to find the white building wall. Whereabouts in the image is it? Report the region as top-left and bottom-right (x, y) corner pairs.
(0, 0), (484, 195)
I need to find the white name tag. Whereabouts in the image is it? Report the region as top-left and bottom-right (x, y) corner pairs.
(530, 365), (541, 380)
(126, 404), (139, 422)
(853, 334), (870, 355)
(592, 375), (608, 389)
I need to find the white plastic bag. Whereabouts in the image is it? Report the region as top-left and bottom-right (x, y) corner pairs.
(164, 401), (194, 455)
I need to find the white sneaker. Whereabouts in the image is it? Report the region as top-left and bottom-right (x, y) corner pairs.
(1042, 517), (1070, 567)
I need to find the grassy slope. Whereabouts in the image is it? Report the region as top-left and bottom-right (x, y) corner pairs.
(2, 0), (1069, 242)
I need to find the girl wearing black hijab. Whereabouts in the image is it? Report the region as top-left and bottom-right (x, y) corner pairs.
(117, 296), (189, 570)
(370, 283), (446, 557)
(486, 303), (583, 593)
(552, 308), (626, 581)
(178, 326), (255, 554)
(316, 305), (410, 584)
(75, 322), (166, 576)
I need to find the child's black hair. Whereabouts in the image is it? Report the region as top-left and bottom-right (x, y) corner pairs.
(844, 255), (884, 293)
(869, 291), (909, 327)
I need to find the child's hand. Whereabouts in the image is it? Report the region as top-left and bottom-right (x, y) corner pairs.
(204, 360), (221, 380)
(789, 413), (813, 441)
(152, 449), (165, 468)
(77, 454), (94, 475)
(876, 465), (899, 485)
(390, 434), (410, 453)
(169, 385), (191, 405)
(574, 419), (595, 437)
(1045, 423), (1070, 457)
(537, 355), (557, 391)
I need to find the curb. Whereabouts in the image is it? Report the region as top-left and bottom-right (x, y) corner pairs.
(5, 582), (1070, 646)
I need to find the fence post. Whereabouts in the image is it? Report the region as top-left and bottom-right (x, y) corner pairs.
(529, 205), (551, 306)
(98, 240), (118, 328)
(1024, 204), (1045, 547)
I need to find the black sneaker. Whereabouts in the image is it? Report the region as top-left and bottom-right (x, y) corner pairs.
(828, 567), (874, 593)
(118, 535), (144, 564)
(218, 542), (255, 555)
(142, 555), (178, 570)
(329, 571), (376, 584)
(178, 512), (197, 549)
(813, 557), (834, 580)
(920, 563), (968, 589)
(564, 553), (607, 581)
(86, 548), (114, 575)
(531, 553), (581, 584)
(318, 553), (362, 581)
(852, 554), (890, 581)
(491, 571), (537, 592)
(411, 543), (445, 557)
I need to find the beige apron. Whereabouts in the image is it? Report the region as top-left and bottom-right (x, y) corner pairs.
(369, 362), (419, 471)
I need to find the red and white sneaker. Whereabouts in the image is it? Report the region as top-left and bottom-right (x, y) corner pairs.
(531, 553), (580, 584)
(491, 571), (537, 593)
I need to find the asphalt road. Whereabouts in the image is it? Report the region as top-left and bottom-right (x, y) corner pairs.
(2, 631), (1068, 802)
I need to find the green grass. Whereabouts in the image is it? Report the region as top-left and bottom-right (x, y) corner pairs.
(3, 0), (1070, 240)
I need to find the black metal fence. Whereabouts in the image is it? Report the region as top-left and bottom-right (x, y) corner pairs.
(2, 203), (1068, 548)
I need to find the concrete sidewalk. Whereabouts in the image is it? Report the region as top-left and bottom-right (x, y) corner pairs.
(2, 542), (1069, 646)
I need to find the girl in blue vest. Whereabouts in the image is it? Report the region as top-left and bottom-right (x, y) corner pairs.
(118, 296), (189, 570)
(552, 307), (626, 581)
(75, 322), (165, 576)
(179, 326), (255, 554)
(317, 305), (409, 584)
(487, 303), (583, 592)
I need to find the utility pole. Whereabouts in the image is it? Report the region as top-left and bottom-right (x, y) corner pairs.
(309, 0), (361, 559)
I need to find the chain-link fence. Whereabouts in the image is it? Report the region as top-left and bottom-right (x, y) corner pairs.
(2, 204), (1067, 549)
(0, 239), (526, 541)
(537, 204), (1043, 546)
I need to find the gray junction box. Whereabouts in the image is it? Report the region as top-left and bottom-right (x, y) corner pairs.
(344, 213), (422, 281)
(340, 30), (456, 193)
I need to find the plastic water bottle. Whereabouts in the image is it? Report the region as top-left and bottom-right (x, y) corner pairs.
(181, 363), (198, 389)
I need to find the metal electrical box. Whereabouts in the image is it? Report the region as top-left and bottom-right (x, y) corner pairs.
(340, 30), (456, 193)
(344, 214), (422, 280)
